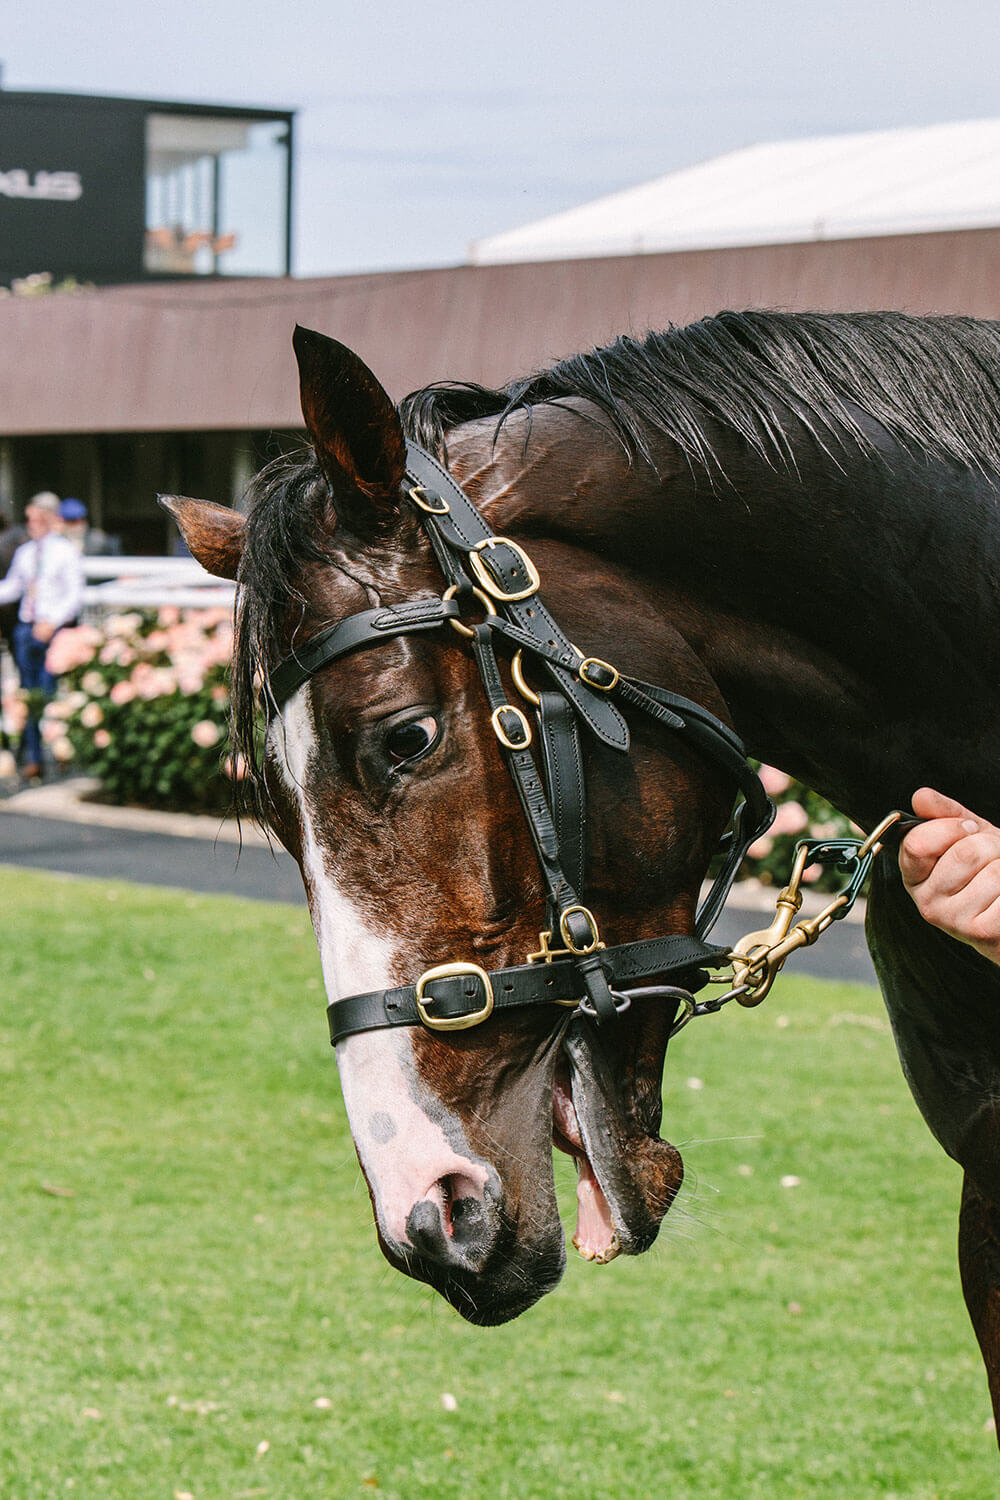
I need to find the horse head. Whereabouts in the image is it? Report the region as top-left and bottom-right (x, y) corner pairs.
(165, 327), (744, 1324)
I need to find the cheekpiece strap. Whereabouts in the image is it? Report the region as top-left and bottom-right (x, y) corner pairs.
(404, 442), (630, 751)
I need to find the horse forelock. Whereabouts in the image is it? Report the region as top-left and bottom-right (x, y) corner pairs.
(230, 446), (429, 817)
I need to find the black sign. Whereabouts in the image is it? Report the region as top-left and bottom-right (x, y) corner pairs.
(0, 93), (147, 285)
(0, 91), (293, 287)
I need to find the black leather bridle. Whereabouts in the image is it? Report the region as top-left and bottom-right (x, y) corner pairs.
(267, 441), (775, 1046)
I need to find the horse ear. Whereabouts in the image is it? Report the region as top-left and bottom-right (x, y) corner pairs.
(158, 495), (246, 581)
(293, 325), (407, 525)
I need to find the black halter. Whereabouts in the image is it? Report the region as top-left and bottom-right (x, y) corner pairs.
(268, 441), (775, 1044)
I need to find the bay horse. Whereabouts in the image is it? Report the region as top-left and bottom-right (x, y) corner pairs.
(165, 311), (1000, 1424)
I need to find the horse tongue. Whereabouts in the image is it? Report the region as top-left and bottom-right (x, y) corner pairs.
(573, 1157), (621, 1263)
(561, 1014), (680, 1258)
(553, 1054), (621, 1261)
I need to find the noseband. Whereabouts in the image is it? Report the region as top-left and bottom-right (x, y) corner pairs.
(268, 441), (775, 1044)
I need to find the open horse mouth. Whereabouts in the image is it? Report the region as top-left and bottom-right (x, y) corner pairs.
(554, 1012), (684, 1265)
(553, 1052), (623, 1263)
(369, 1008), (683, 1328)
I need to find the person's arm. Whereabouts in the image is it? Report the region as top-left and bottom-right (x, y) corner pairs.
(899, 787), (1000, 964)
(0, 545), (27, 606)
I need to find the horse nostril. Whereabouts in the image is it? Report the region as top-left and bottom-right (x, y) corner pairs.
(449, 1192), (486, 1241)
(404, 1173), (498, 1270)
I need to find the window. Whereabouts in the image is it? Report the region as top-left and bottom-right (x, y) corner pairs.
(144, 113), (289, 277)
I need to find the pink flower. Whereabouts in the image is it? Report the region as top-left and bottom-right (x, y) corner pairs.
(80, 671), (107, 697)
(747, 835), (774, 860)
(158, 606), (180, 626)
(759, 764), (792, 797)
(93, 729), (112, 750)
(104, 612), (143, 638)
(51, 736), (75, 763)
(45, 625), (101, 676)
(109, 680), (137, 706)
(80, 702), (104, 729)
(2, 694), (28, 733)
(772, 801), (810, 836)
(191, 720), (221, 749)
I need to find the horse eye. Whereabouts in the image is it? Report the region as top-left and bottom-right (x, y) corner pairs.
(385, 715), (440, 766)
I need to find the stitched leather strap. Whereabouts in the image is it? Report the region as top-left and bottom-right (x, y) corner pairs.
(537, 689), (586, 898)
(268, 596), (461, 708)
(328, 933), (728, 1043)
(405, 443), (630, 751)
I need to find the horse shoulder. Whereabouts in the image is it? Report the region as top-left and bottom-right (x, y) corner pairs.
(866, 862), (1000, 1199)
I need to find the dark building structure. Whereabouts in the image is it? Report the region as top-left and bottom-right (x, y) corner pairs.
(2, 94), (999, 554)
(0, 88), (293, 287)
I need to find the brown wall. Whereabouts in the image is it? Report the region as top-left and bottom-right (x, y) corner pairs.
(2, 226), (999, 436)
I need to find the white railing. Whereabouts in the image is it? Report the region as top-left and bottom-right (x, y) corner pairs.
(82, 556), (236, 613)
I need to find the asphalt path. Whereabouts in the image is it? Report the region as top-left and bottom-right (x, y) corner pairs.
(0, 808), (878, 987)
(0, 811), (304, 905)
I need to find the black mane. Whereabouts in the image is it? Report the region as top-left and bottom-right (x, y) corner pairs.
(400, 309), (1000, 477)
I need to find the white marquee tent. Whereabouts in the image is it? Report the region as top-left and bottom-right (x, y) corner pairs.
(469, 119), (1000, 265)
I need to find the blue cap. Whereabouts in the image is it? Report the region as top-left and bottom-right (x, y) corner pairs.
(60, 498), (88, 521)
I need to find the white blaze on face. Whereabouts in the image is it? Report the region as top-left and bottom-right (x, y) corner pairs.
(268, 688), (490, 1248)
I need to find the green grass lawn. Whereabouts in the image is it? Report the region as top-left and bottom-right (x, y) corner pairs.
(0, 865), (995, 1499)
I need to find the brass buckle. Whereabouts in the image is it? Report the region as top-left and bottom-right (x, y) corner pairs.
(415, 962), (495, 1031)
(491, 703), (533, 749)
(468, 537), (541, 602)
(442, 583), (497, 639)
(408, 484), (450, 515)
(558, 905), (605, 956)
(578, 656), (620, 692)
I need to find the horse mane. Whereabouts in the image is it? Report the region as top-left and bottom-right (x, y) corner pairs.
(399, 309), (1000, 478)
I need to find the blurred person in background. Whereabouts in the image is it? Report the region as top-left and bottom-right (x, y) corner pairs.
(0, 493), (85, 779)
(58, 497), (122, 557)
(0, 498), (29, 772)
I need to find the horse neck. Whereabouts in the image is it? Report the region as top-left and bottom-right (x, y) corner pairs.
(468, 415), (1000, 829)
(656, 439), (1000, 827)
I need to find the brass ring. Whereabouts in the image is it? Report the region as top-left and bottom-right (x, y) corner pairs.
(443, 584), (497, 639)
(512, 643), (583, 707)
(511, 649), (540, 707)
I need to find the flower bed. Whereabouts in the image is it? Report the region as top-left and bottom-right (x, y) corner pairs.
(745, 765), (860, 888)
(39, 608), (238, 813)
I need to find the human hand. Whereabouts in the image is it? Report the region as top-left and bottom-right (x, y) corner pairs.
(32, 621), (55, 643)
(898, 787), (1000, 965)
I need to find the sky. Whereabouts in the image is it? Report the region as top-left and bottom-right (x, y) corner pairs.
(5, 0), (1000, 278)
